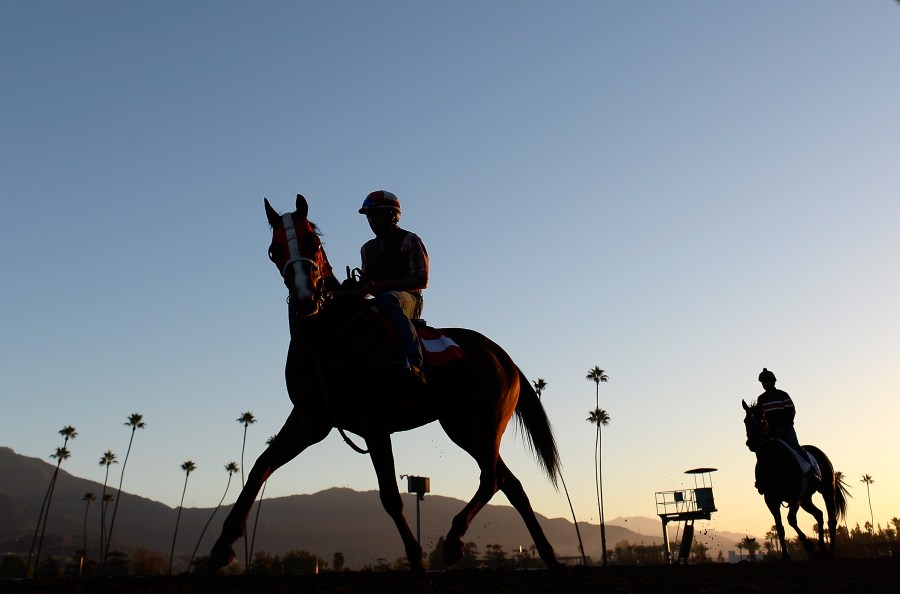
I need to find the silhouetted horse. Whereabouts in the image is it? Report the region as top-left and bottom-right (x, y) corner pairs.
(742, 400), (849, 559)
(208, 194), (562, 572)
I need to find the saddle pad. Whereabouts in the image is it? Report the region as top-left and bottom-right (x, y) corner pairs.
(416, 326), (464, 366)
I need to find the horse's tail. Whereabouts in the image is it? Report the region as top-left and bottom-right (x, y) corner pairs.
(833, 471), (851, 522)
(514, 368), (560, 487)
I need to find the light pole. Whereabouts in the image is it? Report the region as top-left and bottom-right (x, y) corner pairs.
(401, 475), (430, 545)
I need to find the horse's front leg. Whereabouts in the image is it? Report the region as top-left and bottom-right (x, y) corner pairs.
(766, 495), (790, 561)
(207, 408), (331, 571)
(365, 433), (424, 572)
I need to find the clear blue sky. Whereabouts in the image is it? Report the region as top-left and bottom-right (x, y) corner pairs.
(3, 1), (899, 553)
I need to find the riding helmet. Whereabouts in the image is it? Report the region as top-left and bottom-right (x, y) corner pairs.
(758, 368), (777, 383)
(359, 190), (401, 214)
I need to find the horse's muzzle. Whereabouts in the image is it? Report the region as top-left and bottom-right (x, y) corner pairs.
(288, 293), (320, 318)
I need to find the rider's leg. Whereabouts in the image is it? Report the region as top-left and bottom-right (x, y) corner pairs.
(375, 291), (424, 371)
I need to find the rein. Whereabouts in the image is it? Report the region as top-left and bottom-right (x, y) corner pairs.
(291, 298), (378, 456)
(312, 347), (369, 455)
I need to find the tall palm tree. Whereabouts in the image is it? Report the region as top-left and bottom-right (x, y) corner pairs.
(531, 379), (586, 566)
(98, 450), (118, 568)
(79, 492), (96, 577)
(236, 411), (256, 570)
(587, 407), (610, 566)
(861, 474), (875, 534)
(586, 364), (609, 567)
(33, 445), (72, 574)
(236, 412), (256, 487)
(169, 460), (197, 575)
(190, 462), (239, 571)
(27, 425), (77, 576)
(105, 413), (145, 564)
(248, 435), (277, 573)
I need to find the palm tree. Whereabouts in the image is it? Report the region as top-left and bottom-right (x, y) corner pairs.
(586, 365), (610, 567)
(27, 425), (77, 576)
(105, 413), (145, 564)
(98, 450), (118, 568)
(861, 474), (875, 534)
(531, 379), (586, 566)
(79, 492), (96, 577)
(236, 411), (256, 569)
(169, 460), (197, 575)
(587, 406), (610, 566)
(190, 462), (239, 571)
(236, 412), (256, 486)
(248, 435), (277, 573)
(33, 444), (72, 574)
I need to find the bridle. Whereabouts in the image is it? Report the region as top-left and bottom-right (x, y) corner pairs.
(744, 404), (766, 452)
(280, 213), (330, 313)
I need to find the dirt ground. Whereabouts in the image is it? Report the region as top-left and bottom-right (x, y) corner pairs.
(5, 558), (899, 593)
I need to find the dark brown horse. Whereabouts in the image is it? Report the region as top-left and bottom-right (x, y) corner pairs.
(208, 194), (562, 571)
(742, 400), (849, 559)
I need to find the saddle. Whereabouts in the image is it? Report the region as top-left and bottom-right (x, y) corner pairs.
(372, 312), (464, 368)
(772, 439), (821, 481)
(414, 322), (465, 366)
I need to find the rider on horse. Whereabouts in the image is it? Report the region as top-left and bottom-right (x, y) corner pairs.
(756, 368), (820, 491)
(358, 190), (429, 384)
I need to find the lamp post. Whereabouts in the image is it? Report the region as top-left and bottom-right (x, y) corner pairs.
(401, 475), (430, 545)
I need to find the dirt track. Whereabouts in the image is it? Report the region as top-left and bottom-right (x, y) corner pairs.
(6, 558), (899, 593)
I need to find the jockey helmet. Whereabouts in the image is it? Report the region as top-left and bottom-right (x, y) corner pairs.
(758, 368), (777, 384)
(359, 190), (401, 215)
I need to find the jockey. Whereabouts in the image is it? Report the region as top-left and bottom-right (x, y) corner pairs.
(757, 368), (819, 487)
(358, 190), (429, 384)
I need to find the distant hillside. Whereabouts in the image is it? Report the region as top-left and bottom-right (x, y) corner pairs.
(1, 447), (740, 569)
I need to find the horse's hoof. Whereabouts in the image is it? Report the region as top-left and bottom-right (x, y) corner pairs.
(207, 544), (235, 571)
(546, 559), (565, 572)
(409, 559), (426, 574)
(443, 537), (463, 566)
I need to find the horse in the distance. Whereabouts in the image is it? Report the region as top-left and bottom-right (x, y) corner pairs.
(208, 194), (562, 572)
(742, 400), (849, 559)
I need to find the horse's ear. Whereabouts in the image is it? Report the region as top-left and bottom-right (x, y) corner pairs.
(742, 399), (749, 411)
(264, 198), (280, 228)
(295, 194), (309, 219)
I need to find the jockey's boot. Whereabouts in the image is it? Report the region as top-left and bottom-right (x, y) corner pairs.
(404, 360), (426, 385)
(387, 358), (426, 385)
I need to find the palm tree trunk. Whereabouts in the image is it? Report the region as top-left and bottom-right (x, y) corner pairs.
(866, 484), (874, 534)
(169, 476), (190, 575)
(33, 463), (62, 576)
(105, 430), (134, 563)
(99, 468), (110, 571)
(190, 474), (234, 571)
(559, 473), (587, 565)
(80, 499), (92, 578)
(26, 467), (56, 576)
(598, 425), (607, 566)
(248, 481), (268, 573)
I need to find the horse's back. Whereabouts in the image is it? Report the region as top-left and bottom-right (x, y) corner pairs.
(433, 327), (519, 384)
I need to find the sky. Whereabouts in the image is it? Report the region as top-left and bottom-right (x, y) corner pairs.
(2, 1), (899, 554)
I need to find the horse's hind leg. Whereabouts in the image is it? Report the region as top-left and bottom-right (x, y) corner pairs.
(443, 450), (500, 566)
(207, 408), (330, 570)
(819, 483), (839, 555)
(799, 495), (826, 552)
(496, 457), (561, 570)
(786, 504), (814, 553)
(365, 433), (424, 572)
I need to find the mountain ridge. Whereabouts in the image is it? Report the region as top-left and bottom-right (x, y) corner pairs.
(0, 446), (742, 569)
